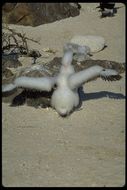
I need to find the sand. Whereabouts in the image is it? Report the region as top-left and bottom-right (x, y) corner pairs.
(2, 3), (125, 187)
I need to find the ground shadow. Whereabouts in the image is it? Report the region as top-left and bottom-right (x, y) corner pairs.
(75, 87), (125, 111)
(78, 86), (125, 102)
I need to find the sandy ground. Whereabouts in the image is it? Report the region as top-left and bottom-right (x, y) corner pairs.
(2, 3), (125, 187)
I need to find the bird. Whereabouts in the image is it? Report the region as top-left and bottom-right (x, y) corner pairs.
(63, 42), (91, 62)
(96, 3), (117, 18)
(2, 49), (123, 117)
(96, 3), (115, 11)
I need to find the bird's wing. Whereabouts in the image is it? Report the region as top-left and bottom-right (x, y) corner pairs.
(68, 65), (121, 89)
(2, 76), (57, 93)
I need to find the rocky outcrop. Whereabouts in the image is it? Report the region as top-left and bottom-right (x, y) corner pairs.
(2, 3), (80, 26)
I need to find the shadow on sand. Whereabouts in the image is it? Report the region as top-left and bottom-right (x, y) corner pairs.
(78, 87), (125, 102)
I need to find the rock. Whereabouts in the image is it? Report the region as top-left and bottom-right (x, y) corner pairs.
(2, 3), (80, 26)
(2, 55), (22, 80)
(2, 3), (17, 12)
(70, 35), (106, 53)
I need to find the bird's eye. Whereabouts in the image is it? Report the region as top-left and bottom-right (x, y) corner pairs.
(103, 69), (106, 71)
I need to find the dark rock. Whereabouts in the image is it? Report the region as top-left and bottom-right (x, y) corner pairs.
(2, 56), (22, 80)
(2, 3), (80, 26)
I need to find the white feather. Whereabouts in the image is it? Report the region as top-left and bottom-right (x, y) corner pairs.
(2, 83), (17, 92)
(14, 76), (56, 91)
(62, 49), (73, 66)
(100, 69), (118, 77)
(69, 65), (103, 89)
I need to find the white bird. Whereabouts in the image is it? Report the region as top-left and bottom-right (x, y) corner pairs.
(63, 42), (91, 61)
(2, 49), (122, 117)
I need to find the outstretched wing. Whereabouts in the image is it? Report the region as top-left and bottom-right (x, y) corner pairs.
(2, 76), (57, 93)
(68, 65), (121, 89)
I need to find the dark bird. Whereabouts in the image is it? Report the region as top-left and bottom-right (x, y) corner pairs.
(96, 3), (117, 18)
(96, 3), (115, 10)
